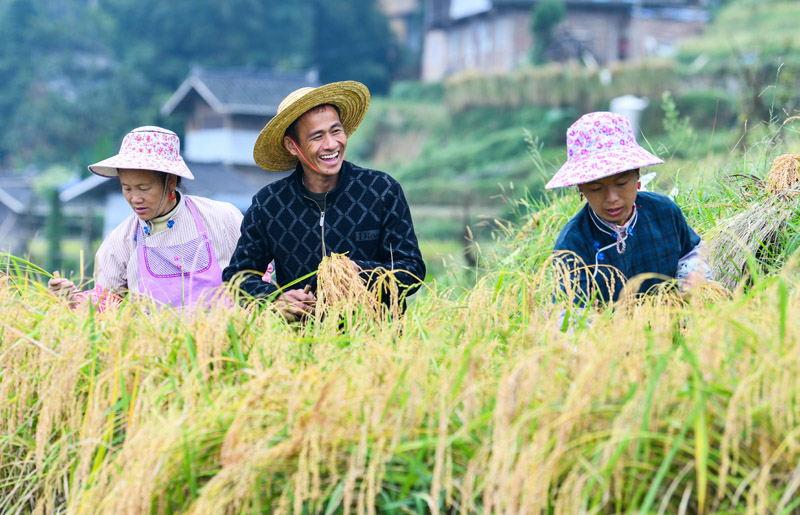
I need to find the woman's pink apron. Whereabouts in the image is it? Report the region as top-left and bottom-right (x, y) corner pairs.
(135, 197), (222, 308)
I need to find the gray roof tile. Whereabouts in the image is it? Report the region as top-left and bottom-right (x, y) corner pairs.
(162, 68), (320, 117)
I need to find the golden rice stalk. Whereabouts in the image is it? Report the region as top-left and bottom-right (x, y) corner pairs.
(315, 254), (404, 321)
(765, 153), (800, 196)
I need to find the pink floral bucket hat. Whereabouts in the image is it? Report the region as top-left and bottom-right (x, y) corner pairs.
(88, 126), (195, 180)
(545, 112), (663, 189)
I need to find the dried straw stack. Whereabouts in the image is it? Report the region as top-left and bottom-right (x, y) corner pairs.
(707, 154), (800, 290)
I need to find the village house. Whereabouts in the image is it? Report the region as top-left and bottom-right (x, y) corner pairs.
(421, 0), (713, 81)
(0, 172), (38, 256)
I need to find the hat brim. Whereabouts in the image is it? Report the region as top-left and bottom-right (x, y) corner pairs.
(88, 154), (195, 180)
(545, 146), (663, 189)
(253, 81), (370, 172)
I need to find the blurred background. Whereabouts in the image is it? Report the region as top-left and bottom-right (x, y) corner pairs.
(1, 0), (798, 283)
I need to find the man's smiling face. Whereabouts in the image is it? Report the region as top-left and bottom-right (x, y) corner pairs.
(284, 104), (347, 181)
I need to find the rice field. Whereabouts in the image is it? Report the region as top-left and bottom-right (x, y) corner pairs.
(3, 149), (800, 513)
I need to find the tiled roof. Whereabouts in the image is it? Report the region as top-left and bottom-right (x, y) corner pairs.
(161, 67), (320, 117)
(0, 177), (34, 214)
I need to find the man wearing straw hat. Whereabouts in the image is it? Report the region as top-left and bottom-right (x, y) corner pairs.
(222, 81), (426, 320)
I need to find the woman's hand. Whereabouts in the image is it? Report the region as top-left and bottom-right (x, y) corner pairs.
(48, 271), (76, 301)
(680, 270), (706, 295)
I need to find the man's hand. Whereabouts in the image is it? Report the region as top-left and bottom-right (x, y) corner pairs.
(48, 271), (76, 302)
(276, 287), (316, 322)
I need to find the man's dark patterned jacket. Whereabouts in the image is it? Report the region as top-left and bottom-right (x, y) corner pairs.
(222, 161), (426, 299)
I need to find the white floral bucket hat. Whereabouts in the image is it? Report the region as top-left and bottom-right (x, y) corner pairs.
(545, 111), (663, 189)
(88, 126), (195, 180)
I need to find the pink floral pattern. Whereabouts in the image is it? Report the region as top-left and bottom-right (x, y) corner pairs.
(73, 285), (123, 312)
(546, 112), (663, 189)
(261, 262), (275, 283)
(89, 126), (195, 180)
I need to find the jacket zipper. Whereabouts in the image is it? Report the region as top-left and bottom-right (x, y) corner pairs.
(319, 196), (327, 259)
(304, 193), (328, 259)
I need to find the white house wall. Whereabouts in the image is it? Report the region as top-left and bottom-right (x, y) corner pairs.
(422, 5), (708, 81)
(423, 11), (526, 81)
(422, 29), (448, 81)
(184, 129), (260, 166)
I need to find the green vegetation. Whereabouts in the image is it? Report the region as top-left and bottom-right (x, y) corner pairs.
(531, 0), (566, 64)
(0, 0), (404, 168)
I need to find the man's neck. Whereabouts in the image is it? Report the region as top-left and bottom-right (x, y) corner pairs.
(301, 169), (339, 194)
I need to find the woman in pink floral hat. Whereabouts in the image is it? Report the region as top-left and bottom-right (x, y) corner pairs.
(548, 112), (709, 305)
(48, 126), (262, 309)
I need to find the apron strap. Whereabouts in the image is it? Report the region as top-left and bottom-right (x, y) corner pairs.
(183, 197), (209, 237)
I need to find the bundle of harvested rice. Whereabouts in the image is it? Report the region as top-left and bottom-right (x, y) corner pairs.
(706, 196), (799, 290)
(765, 153), (800, 196)
(707, 154), (800, 290)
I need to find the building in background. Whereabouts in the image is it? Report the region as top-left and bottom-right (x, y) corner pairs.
(0, 173), (38, 256)
(422, 0), (712, 81)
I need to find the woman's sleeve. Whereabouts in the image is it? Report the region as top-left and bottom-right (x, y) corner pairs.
(94, 221), (135, 293)
(676, 241), (712, 281)
(671, 200), (709, 280)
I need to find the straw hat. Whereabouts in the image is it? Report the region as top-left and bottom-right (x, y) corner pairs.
(253, 81), (370, 171)
(89, 126), (194, 180)
(546, 112), (663, 189)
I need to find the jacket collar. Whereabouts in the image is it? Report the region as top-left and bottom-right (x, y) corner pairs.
(291, 160), (352, 198)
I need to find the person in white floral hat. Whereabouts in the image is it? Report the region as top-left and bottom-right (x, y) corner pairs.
(548, 112), (710, 306)
(48, 126), (251, 309)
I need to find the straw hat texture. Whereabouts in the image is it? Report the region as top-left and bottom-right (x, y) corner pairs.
(546, 112), (663, 189)
(253, 81), (370, 172)
(89, 126), (194, 180)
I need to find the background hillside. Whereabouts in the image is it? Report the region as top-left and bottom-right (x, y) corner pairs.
(2, 0), (800, 283)
(344, 0), (800, 279)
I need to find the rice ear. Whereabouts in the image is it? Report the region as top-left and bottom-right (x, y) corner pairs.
(766, 154), (800, 196)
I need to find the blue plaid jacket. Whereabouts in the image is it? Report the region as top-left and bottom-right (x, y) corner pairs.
(223, 161), (426, 299)
(554, 192), (700, 304)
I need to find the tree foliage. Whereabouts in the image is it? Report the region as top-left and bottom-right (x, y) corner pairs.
(0, 0), (398, 169)
(311, 0), (400, 94)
